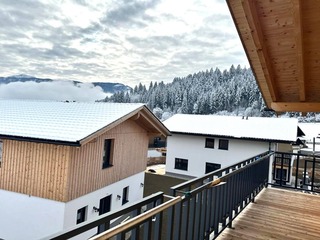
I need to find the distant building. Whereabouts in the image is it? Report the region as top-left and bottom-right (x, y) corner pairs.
(163, 114), (302, 179)
(0, 100), (169, 240)
(298, 123), (320, 154)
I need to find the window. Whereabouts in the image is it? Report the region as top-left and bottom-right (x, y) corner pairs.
(175, 158), (188, 171)
(0, 141), (2, 167)
(98, 195), (112, 233)
(122, 186), (129, 205)
(76, 206), (87, 224)
(205, 138), (215, 148)
(218, 139), (229, 150)
(205, 162), (221, 174)
(102, 139), (114, 169)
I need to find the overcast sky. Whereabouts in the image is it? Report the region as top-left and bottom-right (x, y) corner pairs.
(0, 0), (248, 87)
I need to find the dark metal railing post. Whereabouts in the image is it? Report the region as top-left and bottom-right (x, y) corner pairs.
(166, 189), (176, 240)
(294, 154), (300, 189)
(311, 155), (316, 192)
(153, 197), (163, 240)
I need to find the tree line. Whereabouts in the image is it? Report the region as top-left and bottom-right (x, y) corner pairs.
(102, 64), (320, 122)
(103, 65), (271, 120)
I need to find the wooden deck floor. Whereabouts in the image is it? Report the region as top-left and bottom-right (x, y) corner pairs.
(217, 188), (320, 240)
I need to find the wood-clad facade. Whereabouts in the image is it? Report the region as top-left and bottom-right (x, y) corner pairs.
(0, 119), (150, 202)
(0, 140), (70, 202)
(67, 119), (148, 201)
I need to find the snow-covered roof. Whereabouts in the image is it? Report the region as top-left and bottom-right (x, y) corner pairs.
(163, 114), (298, 142)
(0, 100), (145, 144)
(298, 123), (320, 141)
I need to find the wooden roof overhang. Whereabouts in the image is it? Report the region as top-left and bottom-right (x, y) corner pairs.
(227, 0), (320, 113)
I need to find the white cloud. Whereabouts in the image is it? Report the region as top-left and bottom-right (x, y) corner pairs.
(0, 81), (107, 101)
(0, 0), (248, 87)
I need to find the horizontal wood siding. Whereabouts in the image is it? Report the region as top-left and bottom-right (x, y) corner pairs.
(0, 140), (70, 202)
(67, 119), (148, 201)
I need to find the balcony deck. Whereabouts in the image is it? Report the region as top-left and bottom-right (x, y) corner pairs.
(217, 188), (320, 240)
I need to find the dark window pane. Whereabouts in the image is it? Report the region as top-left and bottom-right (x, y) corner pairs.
(122, 186), (129, 205)
(175, 158), (188, 171)
(205, 162), (221, 174)
(205, 138), (215, 148)
(76, 206), (87, 224)
(219, 139), (229, 150)
(102, 139), (114, 169)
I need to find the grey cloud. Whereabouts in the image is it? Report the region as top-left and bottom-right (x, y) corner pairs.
(1, 43), (84, 61)
(0, 81), (106, 101)
(72, 0), (89, 6)
(127, 35), (181, 50)
(45, 44), (85, 59)
(80, 22), (105, 35)
(102, 0), (159, 27)
(0, 0), (55, 30)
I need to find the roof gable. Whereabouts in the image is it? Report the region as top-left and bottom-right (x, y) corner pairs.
(163, 114), (298, 142)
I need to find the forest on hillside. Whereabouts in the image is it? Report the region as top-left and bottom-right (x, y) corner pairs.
(103, 64), (319, 122)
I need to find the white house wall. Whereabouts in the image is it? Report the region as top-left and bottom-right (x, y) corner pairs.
(166, 134), (270, 177)
(0, 189), (65, 240)
(0, 172), (144, 240)
(64, 171), (145, 240)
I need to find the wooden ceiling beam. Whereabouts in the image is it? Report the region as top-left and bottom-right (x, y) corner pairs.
(241, 0), (279, 102)
(293, 0), (306, 101)
(271, 102), (320, 112)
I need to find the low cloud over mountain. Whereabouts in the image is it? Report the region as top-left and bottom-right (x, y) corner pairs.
(0, 80), (107, 101)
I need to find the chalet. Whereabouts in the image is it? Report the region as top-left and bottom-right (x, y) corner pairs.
(0, 100), (169, 240)
(163, 114), (302, 179)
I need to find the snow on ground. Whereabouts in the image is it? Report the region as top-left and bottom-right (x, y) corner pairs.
(146, 164), (166, 175)
(147, 149), (163, 158)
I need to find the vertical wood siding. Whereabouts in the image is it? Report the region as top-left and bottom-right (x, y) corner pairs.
(67, 119), (148, 201)
(0, 119), (149, 202)
(0, 140), (70, 202)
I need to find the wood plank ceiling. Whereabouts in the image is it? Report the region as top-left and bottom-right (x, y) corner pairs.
(227, 0), (320, 113)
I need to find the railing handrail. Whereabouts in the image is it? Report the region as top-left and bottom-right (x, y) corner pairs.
(275, 150), (320, 158)
(90, 196), (182, 240)
(171, 151), (272, 192)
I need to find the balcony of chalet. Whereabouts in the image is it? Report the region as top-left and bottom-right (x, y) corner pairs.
(46, 0), (320, 238)
(45, 150), (320, 240)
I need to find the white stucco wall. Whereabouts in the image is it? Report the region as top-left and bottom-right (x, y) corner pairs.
(0, 172), (145, 240)
(0, 189), (65, 240)
(64, 172), (145, 240)
(166, 134), (270, 177)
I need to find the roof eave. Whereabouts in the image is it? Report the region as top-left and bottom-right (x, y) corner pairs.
(169, 131), (295, 144)
(0, 134), (80, 146)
